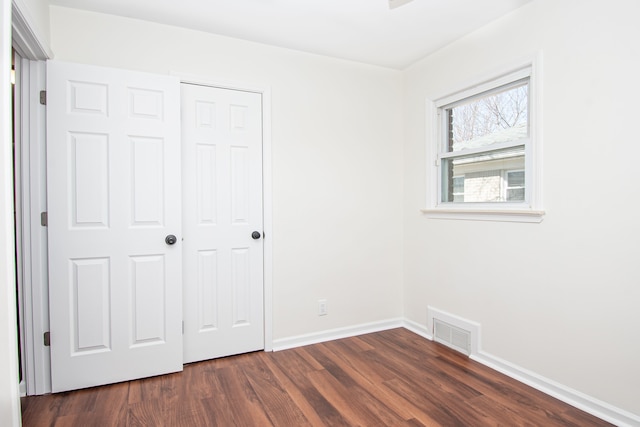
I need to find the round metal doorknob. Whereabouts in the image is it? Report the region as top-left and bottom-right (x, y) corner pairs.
(251, 231), (262, 240)
(165, 234), (177, 245)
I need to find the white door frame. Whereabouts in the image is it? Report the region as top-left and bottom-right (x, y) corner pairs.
(11, 0), (51, 396)
(14, 57), (49, 396)
(1, 0), (20, 423)
(176, 72), (273, 351)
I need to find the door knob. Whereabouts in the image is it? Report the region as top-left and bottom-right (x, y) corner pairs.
(251, 231), (262, 240)
(165, 234), (177, 245)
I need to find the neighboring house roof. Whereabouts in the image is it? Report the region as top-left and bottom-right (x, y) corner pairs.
(452, 122), (528, 152)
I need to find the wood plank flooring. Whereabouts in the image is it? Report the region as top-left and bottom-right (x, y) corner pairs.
(21, 328), (612, 426)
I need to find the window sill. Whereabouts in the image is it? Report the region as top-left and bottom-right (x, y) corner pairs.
(421, 208), (545, 223)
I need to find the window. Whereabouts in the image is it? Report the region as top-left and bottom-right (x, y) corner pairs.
(424, 64), (544, 223)
(506, 170), (525, 201)
(452, 176), (464, 202)
(441, 77), (528, 203)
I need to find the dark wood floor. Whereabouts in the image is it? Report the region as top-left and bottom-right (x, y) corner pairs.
(21, 328), (611, 426)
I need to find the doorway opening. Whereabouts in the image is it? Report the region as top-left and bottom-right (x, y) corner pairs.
(11, 48), (24, 393)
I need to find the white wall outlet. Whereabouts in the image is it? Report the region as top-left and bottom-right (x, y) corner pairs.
(318, 299), (328, 316)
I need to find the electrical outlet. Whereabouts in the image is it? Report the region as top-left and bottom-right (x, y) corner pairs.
(318, 299), (328, 316)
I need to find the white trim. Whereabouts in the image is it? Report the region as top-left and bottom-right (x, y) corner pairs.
(471, 351), (640, 427)
(529, 50), (544, 212)
(421, 208), (545, 223)
(9, 0), (52, 402)
(261, 88), (274, 352)
(271, 318), (404, 351)
(425, 52), (544, 223)
(172, 71), (274, 352)
(1, 0), (22, 423)
(17, 58), (50, 395)
(426, 99), (438, 209)
(402, 318), (433, 340)
(173, 71), (266, 95)
(435, 67), (531, 108)
(430, 53), (543, 103)
(11, 0), (52, 60)
(438, 139), (526, 160)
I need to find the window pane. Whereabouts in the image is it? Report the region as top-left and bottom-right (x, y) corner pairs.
(442, 146), (525, 203)
(507, 170), (525, 187)
(452, 177), (464, 192)
(507, 188), (525, 201)
(447, 81), (528, 153)
(452, 176), (464, 202)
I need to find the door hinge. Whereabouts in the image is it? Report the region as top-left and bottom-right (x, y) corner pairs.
(182, 321), (184, 335)
(40, 212), (48, 226)
(43, 331), (50, 346)
(39, 90), (46, 105)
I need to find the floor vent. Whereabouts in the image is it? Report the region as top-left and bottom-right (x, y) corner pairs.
(433, 318), (471, 356)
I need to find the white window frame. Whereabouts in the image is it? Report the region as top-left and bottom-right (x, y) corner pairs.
(422, 55), (544, 223)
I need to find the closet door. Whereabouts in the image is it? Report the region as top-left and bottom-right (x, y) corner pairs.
(181, 83), (264, 363)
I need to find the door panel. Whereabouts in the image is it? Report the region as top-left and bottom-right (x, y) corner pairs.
(72, 257), (110, 353)
(182, 84), (264, 363)
(131, 136), (165, 226)
(70, 132), (109, 227)
(47, 61), (182, 392)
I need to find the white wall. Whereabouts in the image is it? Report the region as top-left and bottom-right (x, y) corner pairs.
(13, 0), (50, 49)
(49, 6), (405, 341)
(1, 0), (22, 424)
(403, 0), (640, 417)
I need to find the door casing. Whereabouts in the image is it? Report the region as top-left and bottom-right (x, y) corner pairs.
(13, 54), (51, 396)
(175, 72), (274, 354)
(10, 0), (51, 401)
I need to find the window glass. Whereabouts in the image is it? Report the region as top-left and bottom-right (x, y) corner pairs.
(452, 176), (465, 202)
(440, 78), (529, 204)
(447, 81), (528, 153)
(442, 147), (525, 203)
(506, 170), (525, 201)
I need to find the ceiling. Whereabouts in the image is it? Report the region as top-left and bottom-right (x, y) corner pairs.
(48, 0), (532, 69)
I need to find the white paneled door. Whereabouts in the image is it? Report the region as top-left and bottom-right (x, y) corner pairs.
(46, 62), (265, 392)
(46, 61), (183, 392)
(181, 84), (264, 363)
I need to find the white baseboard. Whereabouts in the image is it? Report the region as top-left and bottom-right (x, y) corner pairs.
(271, 318), (404, 351)
(402, 318), (433, 340)
(471, 351), (640, 427)
(271, 317), (639, 426)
